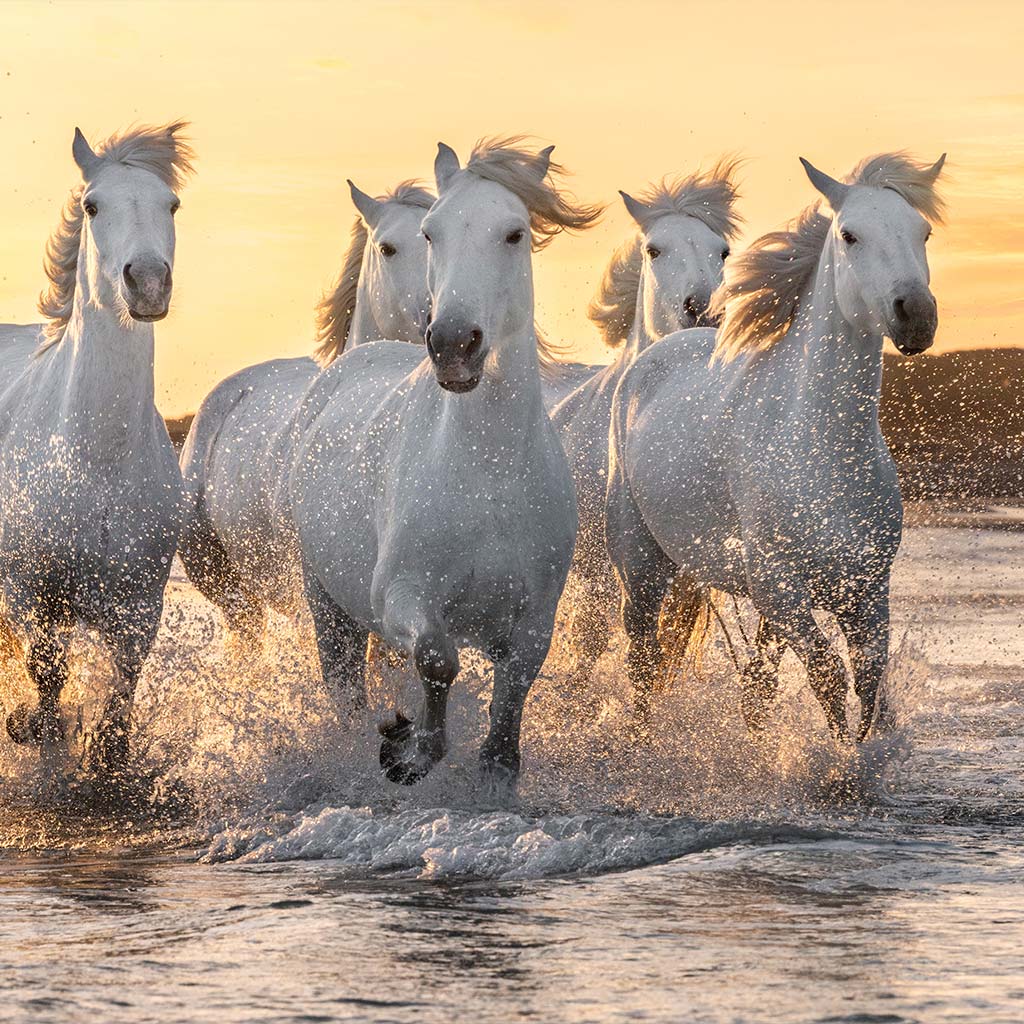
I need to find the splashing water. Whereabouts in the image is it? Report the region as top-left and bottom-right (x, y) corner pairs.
(1, 513), (1022, 1023)
(0, 520), (967, 879)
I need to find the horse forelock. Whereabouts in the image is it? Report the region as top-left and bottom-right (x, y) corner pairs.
(465, 135), (603, 251)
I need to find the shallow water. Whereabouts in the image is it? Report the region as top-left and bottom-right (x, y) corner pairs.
(2, 514), (1023, 1023)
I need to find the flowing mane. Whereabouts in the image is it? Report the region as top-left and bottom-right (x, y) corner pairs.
(467, 136), (603, 374)
(313, 180), (435, 366)
(466, 135), (603, 251)
(38, 121), (195, 350)
(589, 160), (743, 347)
(712, 152), (946, 362)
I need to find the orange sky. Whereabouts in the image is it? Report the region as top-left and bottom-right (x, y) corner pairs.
(1, 0), (1021, 413)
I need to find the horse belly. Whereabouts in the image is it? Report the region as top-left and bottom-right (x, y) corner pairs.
(627, 416), (746, 592)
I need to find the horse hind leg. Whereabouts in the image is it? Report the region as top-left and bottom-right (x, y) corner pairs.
(605, 468), (678, 729)
(563, 566), (613, 693)
(740, 618), (789, 735)
(304, 568), (369, 716)
(378, 588), (459, 785)
(178, 495), (266, 646)
(480, 608), (558, 797)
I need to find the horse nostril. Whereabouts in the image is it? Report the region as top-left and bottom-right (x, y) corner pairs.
(123, 263), (135, 289)
(466, 327), (484, 359)
(424, 326), (436, 359)
(893, 297), (908, 322)
(162, 262), (173, 288)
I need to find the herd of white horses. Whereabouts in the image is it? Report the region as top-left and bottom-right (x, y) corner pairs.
(0, 122), (947, 792)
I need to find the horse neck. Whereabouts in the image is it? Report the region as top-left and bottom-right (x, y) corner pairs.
(348, 282), (384, 346)
(441, 320), (546, 455)
(753, 251), (884, 447)
(620, 272), (658, 365)
(349, 272), (420, 346)
(51, 271), (157, 456)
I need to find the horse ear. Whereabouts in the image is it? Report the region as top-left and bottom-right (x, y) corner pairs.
(347, 180), (383, 229)
(434, 142), (461, 194)
(619, 190), (653, 228)
(72, 127), (101, 180)
(799, 157), (849, 211)
(533, 145), (555, 181)
(929, 153), (947, 178)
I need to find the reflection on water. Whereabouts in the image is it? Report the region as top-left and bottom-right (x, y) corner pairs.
(0, 515), (1023, 1023)
(2, 831), (1022, 1024)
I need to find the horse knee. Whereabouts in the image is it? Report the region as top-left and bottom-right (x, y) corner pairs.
(413, 632), (459, 686)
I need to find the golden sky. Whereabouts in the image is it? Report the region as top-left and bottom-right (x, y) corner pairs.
(1, 0), (1021, 413)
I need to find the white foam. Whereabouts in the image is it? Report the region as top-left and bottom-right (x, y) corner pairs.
(203, 804), (838, 881)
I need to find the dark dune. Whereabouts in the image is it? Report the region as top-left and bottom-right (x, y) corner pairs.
(882, 347), (1024, 498)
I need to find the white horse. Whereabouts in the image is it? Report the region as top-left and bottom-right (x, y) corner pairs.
(286, 138), (597, 787)
(178, 180), (434, 637)
(551, 164), (741, 685)
(607, 152), (945, 738)
(0, 123), (194, 771)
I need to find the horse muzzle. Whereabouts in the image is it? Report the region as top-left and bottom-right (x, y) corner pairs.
(123, 257), (173, 322)
(425, 320), (487, 393)
(889, 288), (937, 356)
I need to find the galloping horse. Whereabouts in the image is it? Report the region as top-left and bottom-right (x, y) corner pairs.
(607, 153), (945, 737)
(551, 163), (742, 687)
(178, 181), (434, 640)
(286, 138), (599, 787)
(0, 123), (194, 771)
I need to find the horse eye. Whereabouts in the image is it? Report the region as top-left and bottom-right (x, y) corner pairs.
(505, 229), (524, 245)
(841, 230), (858, 245)
(721, 248), (730, 261)
(84, 200), (98, 217)
(171, 200), (181, 215)
(422, 232), (431, 244)
(380, 242), (397, 258)
(646, 245), (661, 259)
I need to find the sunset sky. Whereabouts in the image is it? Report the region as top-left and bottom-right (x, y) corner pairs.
(1, 0), (1021, 413)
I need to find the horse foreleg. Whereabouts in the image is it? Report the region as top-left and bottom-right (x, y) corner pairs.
(89, 603), (164, 776)
(740, 618), (789, 734)
(6, 625), (70, 750)
(304, 568), (369, 715)
(772, 608), (850, 741)
(837, 587), (891, 741)
(481, 615), (554, 793)
(378, 586), (459, 785)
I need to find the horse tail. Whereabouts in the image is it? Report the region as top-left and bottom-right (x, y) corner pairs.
(655, 578), (716, 690)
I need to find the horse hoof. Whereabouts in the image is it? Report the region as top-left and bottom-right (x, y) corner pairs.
(6, 703), (37, 745)
(83, 724), (131, 779)
(479, 755), (519, 802)
(379, 712), (424, 785)
(5, 704), (64, 746)
(378, 712), (445, 785)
